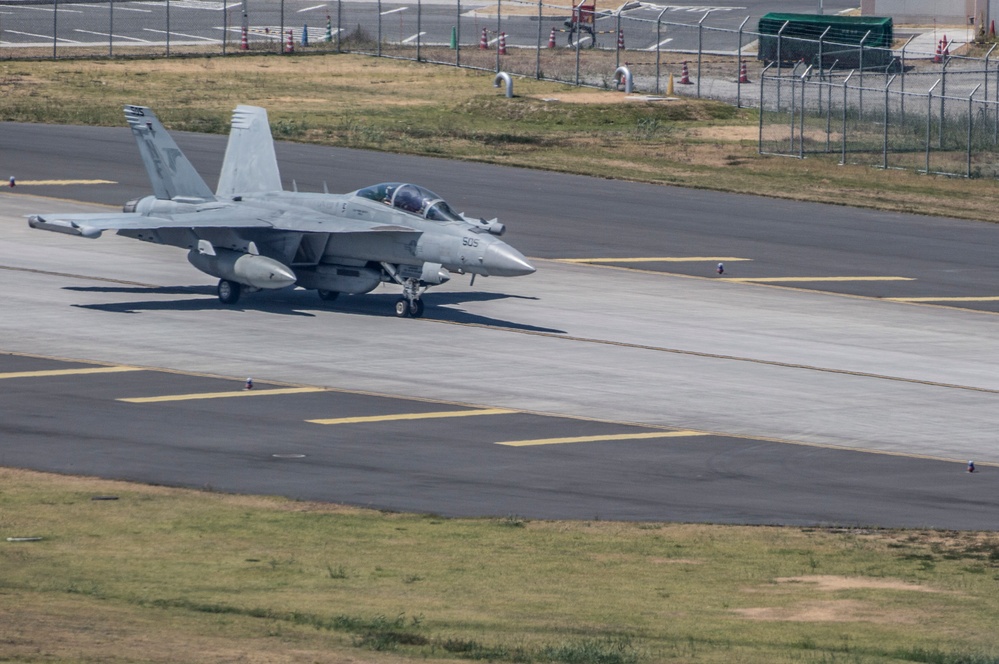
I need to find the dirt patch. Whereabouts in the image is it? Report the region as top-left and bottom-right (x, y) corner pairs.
(734, 599), (916, 624)
(775, 575), (945, 593)
(690, 125), (759, 141)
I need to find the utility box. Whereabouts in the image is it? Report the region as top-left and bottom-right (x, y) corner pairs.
(758, 13), (895, 69)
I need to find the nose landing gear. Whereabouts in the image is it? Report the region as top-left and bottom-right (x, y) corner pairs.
(395, 278), (426, 318)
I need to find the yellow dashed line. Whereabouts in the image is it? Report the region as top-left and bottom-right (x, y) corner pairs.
(557, 256), (750, 264)
(497, 430), (707, 447)
(723, 276), (914, 283)
(119, 387), (326, 403)
(12, 179), (116, 186)
(0, 366), (143, 379)
(308, 408), (514, 425)
(887, 296), (999, 303)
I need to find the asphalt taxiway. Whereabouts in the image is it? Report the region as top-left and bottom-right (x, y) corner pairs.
(2, 126), (999, 529)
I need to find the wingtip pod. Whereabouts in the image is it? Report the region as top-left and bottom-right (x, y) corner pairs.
(27, 215), (103, 238)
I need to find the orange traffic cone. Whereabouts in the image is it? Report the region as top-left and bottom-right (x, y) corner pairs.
(739, 60), (749, 83)
(617, 29), (624, 49)
(479, 27), (488, 49)
(285, 29), (294, 53)
(679, 60), (691, 84)
(933, 39), (942, 63)
(498, 31), (507, 55)
(548, 27), (556, 48)
(943, 34), (950, 56)
(240, 26), (248, 50)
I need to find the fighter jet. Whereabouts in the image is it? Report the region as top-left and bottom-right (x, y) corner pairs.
(28, 104), (534, 317)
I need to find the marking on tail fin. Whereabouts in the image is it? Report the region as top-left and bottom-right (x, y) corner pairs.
(124, 105), (215, 202)
(216, 105), (283, 197)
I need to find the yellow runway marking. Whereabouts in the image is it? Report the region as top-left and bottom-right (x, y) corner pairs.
(12, 179), (116, 186)
(0, 366), (143, 379)
(558, 256), (750, 264)
(887, 296), (999, 303)
(119, 387), (325, 403)
(497, 430), (707, 447)
(723, 276), (914, 283)
(309, 408), (514, 425)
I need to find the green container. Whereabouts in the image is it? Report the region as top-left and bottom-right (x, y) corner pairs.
(758, 13), (894, 69)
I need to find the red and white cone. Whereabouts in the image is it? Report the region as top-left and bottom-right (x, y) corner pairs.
(738, 60), (749, 83)
(498, 31), (507, 55)
(479, 27), (488, 49)
(679, 60), (691, 84)
(617, 29), (624, 50)
(943, 34), (950, 57)
(285, 29), (294, 53)
(933, 39), (942, 63)
(548, 27), (556, 48)
(240, 26), (248, 50)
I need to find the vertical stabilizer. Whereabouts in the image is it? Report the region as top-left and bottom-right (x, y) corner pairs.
(123, 105), (215, 202)
(216, 105), (283, 197)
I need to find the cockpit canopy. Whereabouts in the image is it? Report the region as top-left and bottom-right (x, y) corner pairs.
(354, 182), (464, 222)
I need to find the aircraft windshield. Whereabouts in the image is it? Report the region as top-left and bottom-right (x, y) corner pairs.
(354, 182), (463, 222)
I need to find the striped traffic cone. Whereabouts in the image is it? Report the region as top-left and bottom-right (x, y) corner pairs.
(933, 39), (942, 63)
(617, 29), (624, 50)
(679, 60), (691, 84)
(499, 31), (507, 55)
(943, 34), (950, 57)
(479, 27), (488, 49)
(285, 29), (294, 53)
(325, 16), (332, 42)
(739, 60), (749, 83)
(548, 27), (556, 48)
(240, 25), (248, 50)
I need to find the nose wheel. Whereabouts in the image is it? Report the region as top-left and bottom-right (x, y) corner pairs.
(394, 278), (425, 318)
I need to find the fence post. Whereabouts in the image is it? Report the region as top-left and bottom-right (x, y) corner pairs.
(883, 74), (895, 169)
(984, 44), (996, 111)
(968, 84), (981, 177)
(926, 78), (940, 174)
(758, 62), (774, 153)
(221, 0), (226, 55)
(800, 64), (812, 158)
(496, 0), (502, 73)
(940, 56), (948, 148)
(337, 0), (342, 53)
(377, 0), (382, 56)
(454, 0), (459, 65)
(825, 61), (837, 152)
(166, 0), (171, 56)
(654, 7), (667, 95)
(842, 70), (854, 165)
(899, 35), (913, 122)
(790, 63), (796, 153)
(52, 0), (57, 58)
(776, 21), (789, 112)
(416, 0), (422, 61)
(696, 10), (709, 98)
(615, 10), (622, 70)
(536, 0), (543, 79)
(109, 0), (113, 57)
(574, 0), (581, 85)
(858, 30), (870, 120)
(736, 16), (749, 108)
(817, 25), (829, 74)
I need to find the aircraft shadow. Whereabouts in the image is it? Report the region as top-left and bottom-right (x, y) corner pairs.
(66, 286), (563, 333)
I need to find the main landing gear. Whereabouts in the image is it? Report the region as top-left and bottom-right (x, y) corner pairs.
(218, 279), (241, 304)
(395, 278), (426, 318)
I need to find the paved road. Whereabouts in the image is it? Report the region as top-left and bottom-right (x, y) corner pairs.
(2, 122), (999, 529)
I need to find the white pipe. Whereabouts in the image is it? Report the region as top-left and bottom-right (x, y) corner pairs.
(494, 71), (513, 98)
(614, 65), (633, 94)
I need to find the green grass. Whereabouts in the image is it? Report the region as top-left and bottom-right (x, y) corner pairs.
(2, 468), (999, 663)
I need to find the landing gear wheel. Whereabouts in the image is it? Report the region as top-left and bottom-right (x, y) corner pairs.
(409, 299), (425, 318)
(317, 289), (339, 302)
(395, 298), (410, 317)
(218, 279), (241, 305)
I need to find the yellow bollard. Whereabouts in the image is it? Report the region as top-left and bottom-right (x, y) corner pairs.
(667, 73), (674, 96)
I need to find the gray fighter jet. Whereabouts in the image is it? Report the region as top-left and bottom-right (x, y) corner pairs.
(28, 104), (534, 317)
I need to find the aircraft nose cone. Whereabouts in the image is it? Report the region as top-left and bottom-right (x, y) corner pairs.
(483, 242), (535, 277)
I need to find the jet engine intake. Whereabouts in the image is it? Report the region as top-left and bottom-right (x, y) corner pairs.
(187, 247), (296, 290)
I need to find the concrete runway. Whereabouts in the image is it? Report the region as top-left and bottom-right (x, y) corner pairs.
(3, 124), (999, 529)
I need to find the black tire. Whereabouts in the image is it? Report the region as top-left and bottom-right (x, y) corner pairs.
(218, 279), (241, 305)
(318, 289), (339, 302)
(395, 298), (410, 317)
(409, 299), (425, 318)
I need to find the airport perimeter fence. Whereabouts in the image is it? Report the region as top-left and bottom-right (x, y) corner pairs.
(758, 46), (999, 178)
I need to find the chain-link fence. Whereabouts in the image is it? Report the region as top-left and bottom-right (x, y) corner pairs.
(7, 0), (999, 177)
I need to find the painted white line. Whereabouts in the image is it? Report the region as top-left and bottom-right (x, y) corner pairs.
(5, 29), (82, 42)
(74, 29), (153, 42)
(645, 37), (672, 51)
(12, 5), (83, 12)
(298, 3), (327, 12)
(381, 6), (408, 15)
(116, 7), (155, 12)
(143, 28), (219, 41)
(401, 31), (426, 43)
